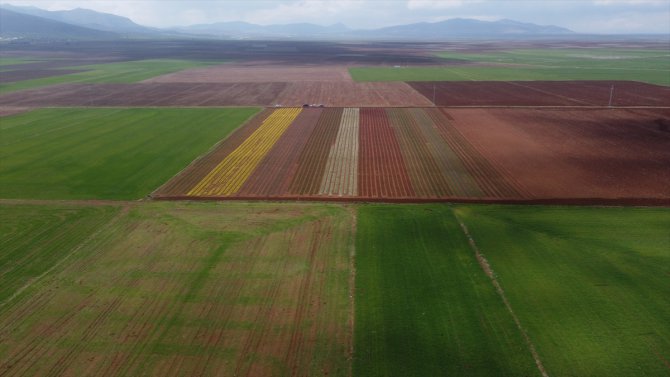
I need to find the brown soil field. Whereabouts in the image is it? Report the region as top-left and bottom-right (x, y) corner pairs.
(409, 81), (670, 107)
(157, 106), (670, 204)
(0, 81), (430, 107)
(288, 108), (343, 196)
(357, 108), (415, 198)
(448, 107), (670, 199)
(275, 82), (433, 107)
(0, 83), (288, 107)
(238, 108), (324, 197)
(145, 62), (353, 83)
(0, 69), (86, 83)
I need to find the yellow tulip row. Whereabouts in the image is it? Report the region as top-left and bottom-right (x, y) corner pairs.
(188, 107), (302, 196)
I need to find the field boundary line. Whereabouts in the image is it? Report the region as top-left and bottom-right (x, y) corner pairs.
(450, 207), (550, 377)
(0, 205), (130, 310)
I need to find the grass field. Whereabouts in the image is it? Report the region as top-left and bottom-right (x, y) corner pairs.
(0, 201), (353, 376)
(453, 205), (670, 376)
(0, 202), (119, 305)
(0, 57), (40, 67)
(354, 204), (540, 376)
(350, 48), (670, 85)
(0, 107), (260, 200)
(0, 59), (222, 93)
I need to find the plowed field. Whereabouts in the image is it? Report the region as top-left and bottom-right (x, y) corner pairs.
(144, 63), (354, 83)
(156, 106), (670, 204)
(408, 81), (670, 107)
(0, 201), (353, 377)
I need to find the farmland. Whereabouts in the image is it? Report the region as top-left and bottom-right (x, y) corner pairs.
(0, 201), (353, 376)
(0, 59), (223, 94)
(1, 37), (670, 376)
(350, 48), (670, 85)
(452, 205), (670, 376)
(0, 107), (259, 199)
(354, 205), (541, 376)
(156, 106), (669, 203)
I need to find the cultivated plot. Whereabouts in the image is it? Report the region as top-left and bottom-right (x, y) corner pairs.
(0, 59), (222, 94)
(453, 205), (670, 376)
(448, 107), (670, 201)
(408, 81), (670, 107)
(354, 205), (540, 376)
(0, 107), (260, 200)
(156, 107), (523, 201)
(0, 202), (119, 304)
(144, 63), (354, 83)
(351, 48), (670, 85)
(0, 201), (353, 376)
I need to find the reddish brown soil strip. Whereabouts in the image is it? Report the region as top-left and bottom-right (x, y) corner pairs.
(319, 108), (359, 197)
(145, 63), (353, 83)
(408, 81), (670, 107)
(450, 107), (670, 199)
(154, 109), (273, 197)
(426, 108), (524, 198)
(237, 108), (323, 197)
(0, 83), (288, 107)
(0, 69), (86, 83)
(288, 108), (343, 196)
(408, 108), (483, 197)
(386, 108), (453, 198)
(276, 82), (433, 107)
(358, 108), (415, 198)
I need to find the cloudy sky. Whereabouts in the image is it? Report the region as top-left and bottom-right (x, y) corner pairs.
(3, 0), (670, 34)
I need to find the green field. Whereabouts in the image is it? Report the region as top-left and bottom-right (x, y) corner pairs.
(0, 107), (260, 200)
(0, 202), (119, 305)
(0, 57), (40, 67)
(0, 59), (222, 93)
(453, 205), (670, 376)
(0, 201), (352, 376)
(350, 48), (670, 85)
(354, 205), (540, 376)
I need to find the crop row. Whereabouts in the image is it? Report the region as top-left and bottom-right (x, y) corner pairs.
(162, 107), (526, 200)
(319, 108), (360, 196)
(188, 108), (302, 196)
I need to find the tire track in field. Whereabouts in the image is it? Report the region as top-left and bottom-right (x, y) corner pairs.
(451, 208), (549, 377)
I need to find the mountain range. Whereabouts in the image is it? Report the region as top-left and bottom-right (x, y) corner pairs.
(0, 3), (574, 41)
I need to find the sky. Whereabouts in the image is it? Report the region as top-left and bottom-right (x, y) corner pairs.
(3, 0), (670, 34)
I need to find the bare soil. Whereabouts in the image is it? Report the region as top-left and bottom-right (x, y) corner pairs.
(449, 107), (670, 199)
(275, 82), (433, 107)
(145, 62), (354, 83)
(409, 81), (670, 107)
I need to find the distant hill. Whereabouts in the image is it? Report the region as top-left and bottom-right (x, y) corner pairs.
(177, 21), (350, 39)
(0, 8), (117, 39)
(1, 4), (159, 35)
(178, 18), (572, 40)
(364, 18), (574, 39)
(0, 3), (574, 41)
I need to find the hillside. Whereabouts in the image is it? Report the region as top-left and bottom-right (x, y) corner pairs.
(0, 8), (117, 39)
